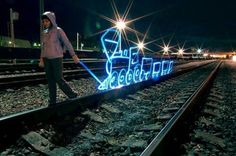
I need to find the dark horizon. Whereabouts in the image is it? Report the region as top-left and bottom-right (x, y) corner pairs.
(0, 0), (236, 52)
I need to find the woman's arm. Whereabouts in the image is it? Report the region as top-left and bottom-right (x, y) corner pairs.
(58, 28), (80, 63)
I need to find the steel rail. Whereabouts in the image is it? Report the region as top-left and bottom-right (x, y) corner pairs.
(0, 68), (105, 89)
(140, 61), (222, 156)
(0, 59), (106, 73)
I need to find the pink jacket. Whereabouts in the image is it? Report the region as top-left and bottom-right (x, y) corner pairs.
(41, 11), (75, 59)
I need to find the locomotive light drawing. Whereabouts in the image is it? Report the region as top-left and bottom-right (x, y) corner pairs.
(80, 28), (173, 90)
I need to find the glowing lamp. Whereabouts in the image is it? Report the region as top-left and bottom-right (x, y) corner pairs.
(232, 56), (236, 62)
(116, 20), (126, 30)
(203, 54), (208, 57)
(138, 42), (144, 49)
(197, 49), (202, 53)
(178, 49), (184, 54)
(163, 46), (169, 52)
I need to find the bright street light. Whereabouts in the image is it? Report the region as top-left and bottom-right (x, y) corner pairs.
(138, 42), (144, 49)
(197, 49), (202, 53)
(163, 46), (169, 53)
(232, 56), (236, 62)
(115, 19), (126, 50)
(178, 49), (184, 54)
(116, 20), (126, 30)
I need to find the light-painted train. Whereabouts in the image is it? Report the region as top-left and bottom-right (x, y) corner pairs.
(97, 28), (173, 90)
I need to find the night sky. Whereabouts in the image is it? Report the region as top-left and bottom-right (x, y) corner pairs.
(0, 0), (236, 51)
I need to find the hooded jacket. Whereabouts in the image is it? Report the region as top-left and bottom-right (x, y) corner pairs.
(41, 11), (76, 59)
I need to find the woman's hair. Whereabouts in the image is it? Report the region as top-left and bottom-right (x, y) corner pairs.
(41, 15), (50, 21)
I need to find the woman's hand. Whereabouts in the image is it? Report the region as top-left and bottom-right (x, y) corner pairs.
(39, 58), (44, 68)
(72, 55), (80, 64)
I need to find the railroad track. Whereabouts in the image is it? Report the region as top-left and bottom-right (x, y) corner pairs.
(0, 67), (105, 90)
(0, 59), (106, 75)
(178, 60), (236, 156)
(0, 60), (216, 155)
(140, 61), (221, 156)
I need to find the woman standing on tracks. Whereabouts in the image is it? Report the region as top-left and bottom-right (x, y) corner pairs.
(39, 11), (79, 105)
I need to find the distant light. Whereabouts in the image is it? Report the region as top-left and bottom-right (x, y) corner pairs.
(96, 21), (101, 29)
(8, 41), (12, 44)
(81, 43), (84, 50)
(203, 53), (208, 57)
(138, 42), (144, 49)
(116, 20), (126, 30)
(33, 42), (37, 47)
(233, 56), (236, 61)
(197, 49), (202, 53)
(163, 46), (169, 52)
(178, 49), (184, 54)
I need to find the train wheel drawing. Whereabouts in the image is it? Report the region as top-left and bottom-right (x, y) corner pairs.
(126, 70), (134, 85)
(118, 69), (127, 87)
(110, 71), (118, 89)
(133, 64), (141, 83)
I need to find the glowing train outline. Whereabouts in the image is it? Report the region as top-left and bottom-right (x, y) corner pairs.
(80, 28), (173, 90)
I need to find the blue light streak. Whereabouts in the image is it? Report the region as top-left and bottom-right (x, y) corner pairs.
(79, 61), (102, 84)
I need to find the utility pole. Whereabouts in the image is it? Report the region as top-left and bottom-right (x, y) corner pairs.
(9, 8), (19, 47)
(76, 32), (79, 51)
(39, 0), (44, 50)
(10, 8), (15, 47)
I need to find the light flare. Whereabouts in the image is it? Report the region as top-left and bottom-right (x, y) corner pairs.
(138, 42), (144, 49)
(232, 56), (236, 62)
(116, 20), (126, 30)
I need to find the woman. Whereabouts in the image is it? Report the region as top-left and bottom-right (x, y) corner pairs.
(39, 11), (79, 105)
